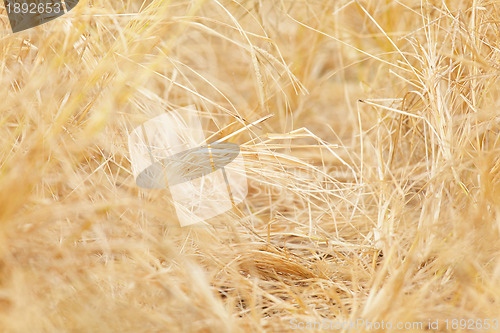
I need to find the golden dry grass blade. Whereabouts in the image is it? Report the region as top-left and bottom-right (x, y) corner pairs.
(1, 0), (500, 332)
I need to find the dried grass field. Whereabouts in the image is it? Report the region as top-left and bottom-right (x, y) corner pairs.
(1, 0), (500, 332)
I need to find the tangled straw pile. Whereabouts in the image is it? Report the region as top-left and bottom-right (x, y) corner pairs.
(1, 0), (500, 332)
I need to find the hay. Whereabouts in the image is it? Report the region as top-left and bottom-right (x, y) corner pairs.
(1, 0), (499, 332)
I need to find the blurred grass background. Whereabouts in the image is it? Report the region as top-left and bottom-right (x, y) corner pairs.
(1, 0), (500, 332)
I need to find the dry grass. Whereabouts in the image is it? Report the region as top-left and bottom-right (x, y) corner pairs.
(1, 0), (500, 332)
